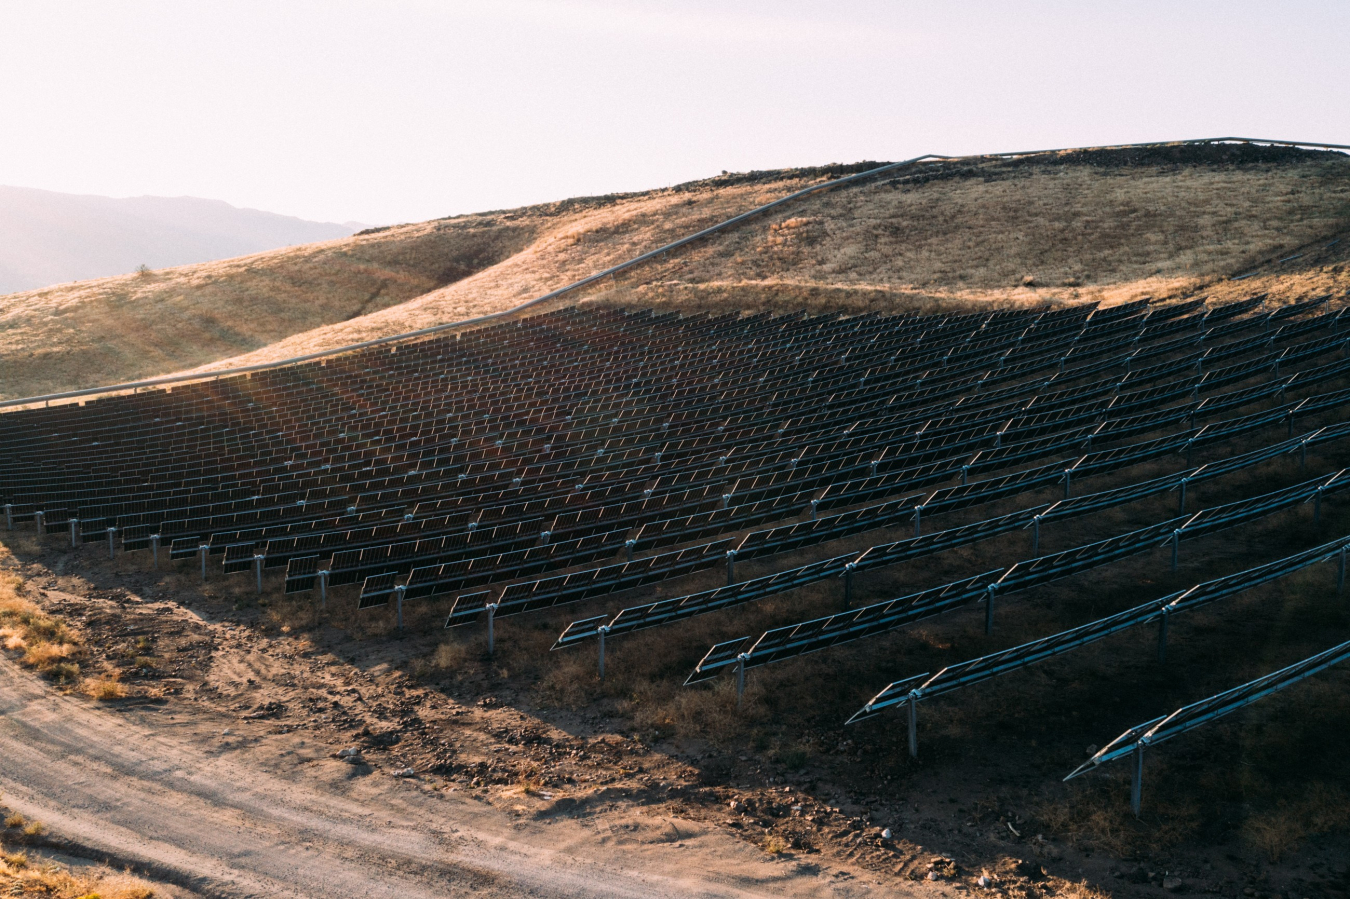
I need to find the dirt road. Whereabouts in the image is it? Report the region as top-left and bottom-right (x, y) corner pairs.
(0, 657), (897, 898)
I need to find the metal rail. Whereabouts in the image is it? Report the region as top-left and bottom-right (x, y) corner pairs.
(3, 136), (1347, 412)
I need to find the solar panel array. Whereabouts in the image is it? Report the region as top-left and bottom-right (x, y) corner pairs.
(3, 292), (1348, 811)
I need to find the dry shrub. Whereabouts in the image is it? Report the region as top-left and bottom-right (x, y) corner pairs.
(0, 574), (86, 681)
(3, 813), (25, 829)
(431, 641), (470, 670)
(762, 834), (789, 854)
(0, 846), (157, 899)
(84, 675), (127, 701)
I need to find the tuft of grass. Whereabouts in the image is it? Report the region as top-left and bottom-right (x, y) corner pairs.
(3, 813), (25, 829)
(762, 834), (789, 854)
(0, 574), (87, 682)
(22, 821), (43, 837)
(84, 675), (127, 702)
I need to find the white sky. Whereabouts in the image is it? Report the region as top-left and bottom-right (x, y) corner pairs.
(1, 0), (1347, 226)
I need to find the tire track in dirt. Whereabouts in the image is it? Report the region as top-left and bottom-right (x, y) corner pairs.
(0, 658), (890, 898)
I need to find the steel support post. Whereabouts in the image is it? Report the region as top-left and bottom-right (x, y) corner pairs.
(318, 570), (328, 609)
(1157, 608), (1169, 663)
(597, 625), (609, 680)
(907, 695), (919, 758)
(254, 555), (265, 593)
(1315, 489), (1324, 524)
(1131, 742), (1145, 817)
(107, 527), (116, 560)
(3, 504), (11, 531)
(394, 585), (406, 634)
(985, 585), (996, 635)
(1338, 548), (1346, 596)
(199, 544), (209, 581)
(810, 499), (819, 521)
(151, 535), (160, 571)
(1171, 531), (1180, 571)
(70, 519), (79, 548)
(844, 562), (856, 604)
(486, 602), (499, 655)
(34, 511), (44, 536)
(1178, 479), (1188, 515)
(960, 466), (969, 486)
(914, 505), (923, 538)
(625, 539), (636, 562)
(725, 550), (737, 585)
(1032, 516), (1041, 556)
(1301, 441), (1308, 472)
(1063, 470), (1072, 499)
(735, 654), (747, 708)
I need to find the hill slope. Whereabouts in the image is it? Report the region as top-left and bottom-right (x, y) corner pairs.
(0, 186), (357, 295)
(3, 144), (1349, 400)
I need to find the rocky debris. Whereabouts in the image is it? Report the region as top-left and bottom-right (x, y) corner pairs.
(392, 767), (416, 778)
(243, 700), (286, 719)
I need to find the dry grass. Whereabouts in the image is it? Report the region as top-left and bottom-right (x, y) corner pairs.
(0, 840), (157, 899)
(0, 168), (849, 399)
(83, 674), (128, 701)
(7, 146), (1349, 401)
(0, 572), (83, 685)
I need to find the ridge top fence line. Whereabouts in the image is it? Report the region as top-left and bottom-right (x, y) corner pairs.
(4, 135), (1346, 411)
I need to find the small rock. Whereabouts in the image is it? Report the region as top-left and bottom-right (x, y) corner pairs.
(337, 747), (360, 758)
(1163, 876), (1186, 893)
(927, 871), (941, 881)
(393, 767), (415, 778)
(343, 753), (365, 765)
(221, 729), (232, 736)
(881, 828), (892, 840)
(977, 875), (993, 888)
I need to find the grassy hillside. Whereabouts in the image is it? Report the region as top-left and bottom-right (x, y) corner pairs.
(3, 143), (1348, 400)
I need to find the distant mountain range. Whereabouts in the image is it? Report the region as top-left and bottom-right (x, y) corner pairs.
(0, 186), (363, 295)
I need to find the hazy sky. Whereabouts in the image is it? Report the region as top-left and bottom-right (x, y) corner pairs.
(2, 1), (1346, 226)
